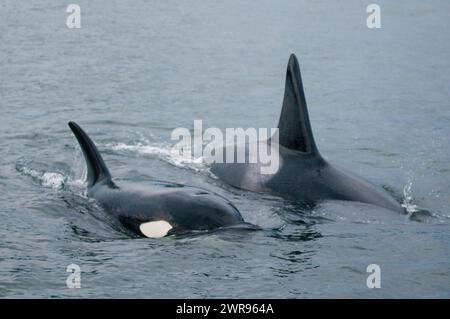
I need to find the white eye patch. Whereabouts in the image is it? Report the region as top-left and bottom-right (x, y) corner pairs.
(139, 220), (173, 238)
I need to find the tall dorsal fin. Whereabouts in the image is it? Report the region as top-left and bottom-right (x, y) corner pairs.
(277, 54), (320, 157)
(68, 121), (113, 188)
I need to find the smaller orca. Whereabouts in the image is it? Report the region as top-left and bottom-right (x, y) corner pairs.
(68, 121), (245, 238)
(211, 54), (405, 213)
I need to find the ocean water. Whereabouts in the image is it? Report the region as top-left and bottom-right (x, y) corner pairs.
(1, 0), (449, 298)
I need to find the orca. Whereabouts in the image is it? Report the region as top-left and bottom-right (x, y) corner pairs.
(210, 54), (405, 213)
(68, 121), (245, 238)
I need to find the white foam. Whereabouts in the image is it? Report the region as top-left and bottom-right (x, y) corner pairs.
(40, 172), (66, 188)
(17, 165), (86, 190)
(18, 166), (66, 189)
(108, 141), (205, 171)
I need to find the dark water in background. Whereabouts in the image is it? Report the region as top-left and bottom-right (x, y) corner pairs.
(1, 0), (449, 298)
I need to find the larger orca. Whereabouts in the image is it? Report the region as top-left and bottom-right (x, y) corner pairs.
(211, 54), (404, 213)
(68, 121), (245, 238)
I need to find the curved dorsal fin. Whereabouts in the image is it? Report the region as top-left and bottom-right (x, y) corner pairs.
(68, 121), (112, 188)
(277, 54), (320, 157)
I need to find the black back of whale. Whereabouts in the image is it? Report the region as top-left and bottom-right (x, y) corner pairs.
(68, 122), (244, 237)
(211, 54), (404, 213)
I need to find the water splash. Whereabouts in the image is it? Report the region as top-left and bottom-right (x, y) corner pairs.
(17, 166), (66, 189)
(401, 181), (419, 216)
(16, 165), (86, 190)
(107, 141), (206, 172)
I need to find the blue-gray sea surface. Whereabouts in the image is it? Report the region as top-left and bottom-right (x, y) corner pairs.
(1, 0), (449, 298)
